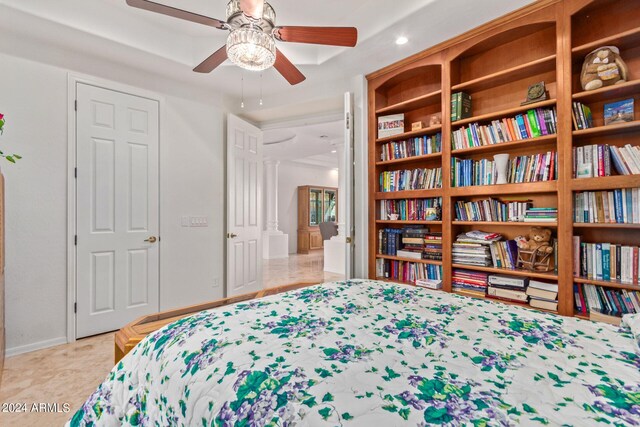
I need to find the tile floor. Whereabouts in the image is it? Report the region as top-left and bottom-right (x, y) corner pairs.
(0, 251), (343, 426)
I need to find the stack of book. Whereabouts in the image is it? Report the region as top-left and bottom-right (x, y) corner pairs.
(422, 232), (443, 261)
(395, 228), (430, 260)
(379, 167), (442, 192)
(610, 144), (640, 175)
(573, 237), (639, 284)
(506, 151), (557, 183)
(376, 259), (442, 282)
(453, 231), (502, 266)
(451, 107), (557, 150)
(526, 280), (559, 311)
(452, 269), (489, 297)
(524, 207), (557, 223)
(573, 188), (639, 224)
(571, 101), (593, 130)
(380, 134), (442, 161)
(451, 157), (496, 187)
(454, 198), (533, 222)
(488, 240), (520, 269)
(575, 284), (640, 317)
(451, 92), (472, 122)
(380, 198), (442, 221)
(486, 274), (529, 303)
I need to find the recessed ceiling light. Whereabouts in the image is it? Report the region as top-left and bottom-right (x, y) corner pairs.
(396, 36), (408, 45)
(331, 150), (337, 153)
(320, 135), (329, 139)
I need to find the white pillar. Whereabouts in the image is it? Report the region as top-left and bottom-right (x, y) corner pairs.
(263, 159), (288, 259)
(324, 141), (346, 274)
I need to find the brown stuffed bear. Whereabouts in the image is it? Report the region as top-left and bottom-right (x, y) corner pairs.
(517, 227), (554, 254)
(580, 46), (628, 91)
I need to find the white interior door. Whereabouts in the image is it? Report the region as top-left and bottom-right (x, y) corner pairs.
(344, 92), (355, 279)
(227, 114), (263, 296)
(76, 83), (159, 338)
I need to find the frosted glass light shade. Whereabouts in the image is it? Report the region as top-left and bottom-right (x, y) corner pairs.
(226, 28), (276, 71)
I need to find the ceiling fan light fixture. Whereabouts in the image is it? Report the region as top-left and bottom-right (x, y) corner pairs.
(226, 28), (276, 71)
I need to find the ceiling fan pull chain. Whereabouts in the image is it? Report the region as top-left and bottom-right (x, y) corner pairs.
(260, 73), (264, 106)
(240, 71), (245, 109)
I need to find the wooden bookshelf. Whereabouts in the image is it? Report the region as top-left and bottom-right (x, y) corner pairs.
(367, 0), (640, 322)
(376, 254), (442, 266)
(573, 276), (640, 291)
(375, 152), (441, 166)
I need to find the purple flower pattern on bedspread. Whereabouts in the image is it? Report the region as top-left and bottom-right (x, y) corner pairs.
(68, 280), (640, 426)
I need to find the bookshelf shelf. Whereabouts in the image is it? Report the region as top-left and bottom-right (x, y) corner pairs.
(572, 121), (640, 138)
(376, 125), (442, 143)
(453, 291), (558, 314)
(375, 90), (442, 115)
(452, 99), (556, 127)
(451, 264), (558, 280)
(376, 254), (443, 266)
(376, 153), (442, 166)
(572, 79), (640, 104)
(452, 55), (556, 93)
(375, 189), (443, 200)
(571, 27), (640, 56)
(573, 223), (640, 229)
(451, 134), (556, 156)
(448, 181), (557, 197)
(453, 221), (558, 227)
(376, 220), (442, 225)
(571, 175), (640, 191)
(573, 276), (640, 291)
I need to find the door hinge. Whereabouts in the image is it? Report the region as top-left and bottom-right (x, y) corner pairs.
(346, 112), (351, 130)
(74, 235), (77, 245)
(74, 302), (77, 313)
(74, 167), (77, 178)
(74, 100), (78, 111)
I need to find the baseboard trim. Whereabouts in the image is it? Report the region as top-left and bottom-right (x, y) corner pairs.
(5, 336), (68, 358)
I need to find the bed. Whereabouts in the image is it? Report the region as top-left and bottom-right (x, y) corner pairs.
(69, 280), (640, 426)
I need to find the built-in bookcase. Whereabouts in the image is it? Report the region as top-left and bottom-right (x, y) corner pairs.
(367, 0), (640, 321)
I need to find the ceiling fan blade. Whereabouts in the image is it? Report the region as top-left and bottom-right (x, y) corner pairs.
(126, 0), (226, 29)
(274, 49), (306, 85)
(274, 26), (358, 47)
(193, 46), (228, 73)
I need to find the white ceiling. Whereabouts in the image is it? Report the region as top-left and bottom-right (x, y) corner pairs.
(0, 0), (534, 123)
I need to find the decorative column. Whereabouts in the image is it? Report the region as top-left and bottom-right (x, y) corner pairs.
(263, 159), (288, 259)
(324, 140), (346, 274)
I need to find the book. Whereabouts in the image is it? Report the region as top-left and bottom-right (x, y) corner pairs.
(451, 92), (472, 122)
(487, 286), (529, 302)
(529, 298), (558, 311)
(604, 99), (634, 126)
(415, 278), (443, 290)
(527, 280), (558, 300)
(378, 114), (405, 139)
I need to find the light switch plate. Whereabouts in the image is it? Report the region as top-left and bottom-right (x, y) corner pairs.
(181, 216), (190, 227)
(190, 216), (208, 227)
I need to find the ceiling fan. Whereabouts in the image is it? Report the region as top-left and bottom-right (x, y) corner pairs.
(126, 0), (358, 85)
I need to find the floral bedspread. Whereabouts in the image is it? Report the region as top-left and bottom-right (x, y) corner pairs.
(69, 280), (640, 426)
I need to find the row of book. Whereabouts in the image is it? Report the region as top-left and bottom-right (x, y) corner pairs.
(571, 101), (593, 130)
(451, 92), (472, 122)
(452, 269), (488, 296)
(375, 259), (443, 282)
(487, 275), (559, 311)
(379, 198), (442, 222)
(451, 107), (558, 150)
(575, 284), (640, 317)
(380, 134), (442, 162)
(524, 207), (557, 223)
(377, 227), (443, 261)
(572, 237), (639, 284)
(454, 198), (533, 222)
(574, 144), (640, 178)
(573, 188), (639, 224)
(451, 157), (496, 187)
(379, 167), (442, 192)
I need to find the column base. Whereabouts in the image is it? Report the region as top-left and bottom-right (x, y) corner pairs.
(263, 231), (289, 259)
(323, 237), (345, 274)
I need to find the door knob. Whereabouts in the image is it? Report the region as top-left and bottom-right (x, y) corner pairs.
(144, 236), (157, 243)
(227, 233), (238, 238)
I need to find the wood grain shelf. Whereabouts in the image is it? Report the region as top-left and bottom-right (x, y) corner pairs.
(452, 55), (556, 93)
(376, 254), (443, 265)
(573, 276), (640, 291)
(376, 153), (441, 166)
(572, 27), (640, 56)
(452, 291), (558, 314)
(375, 90), (442, 115)
(572, 121), (640, 138)
(571, 175), (640, 191)
(574, 312), (590, 321)
(573, 222), (640, 229)
(452, 264), (558, 280)
(376, 125), (442, 143)
(453, 221), (557, 227)
(572, 79), (640, 103)
(448, 181), (557, 197)
(452, 99), (556, 127)
(375, 189), (443, 200)
(375, 220), (442, 225)
(451, 134), (556, 156)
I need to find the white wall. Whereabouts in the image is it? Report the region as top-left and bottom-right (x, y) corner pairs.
(272, 162), (338, 254)
(0, 48), (226, 355)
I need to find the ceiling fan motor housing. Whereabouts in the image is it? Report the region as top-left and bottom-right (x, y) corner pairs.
(226, 0), (276, 32)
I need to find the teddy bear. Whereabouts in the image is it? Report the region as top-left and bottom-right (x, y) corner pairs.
(517, 227), (554, 254)
(580, 46), (628, 91)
